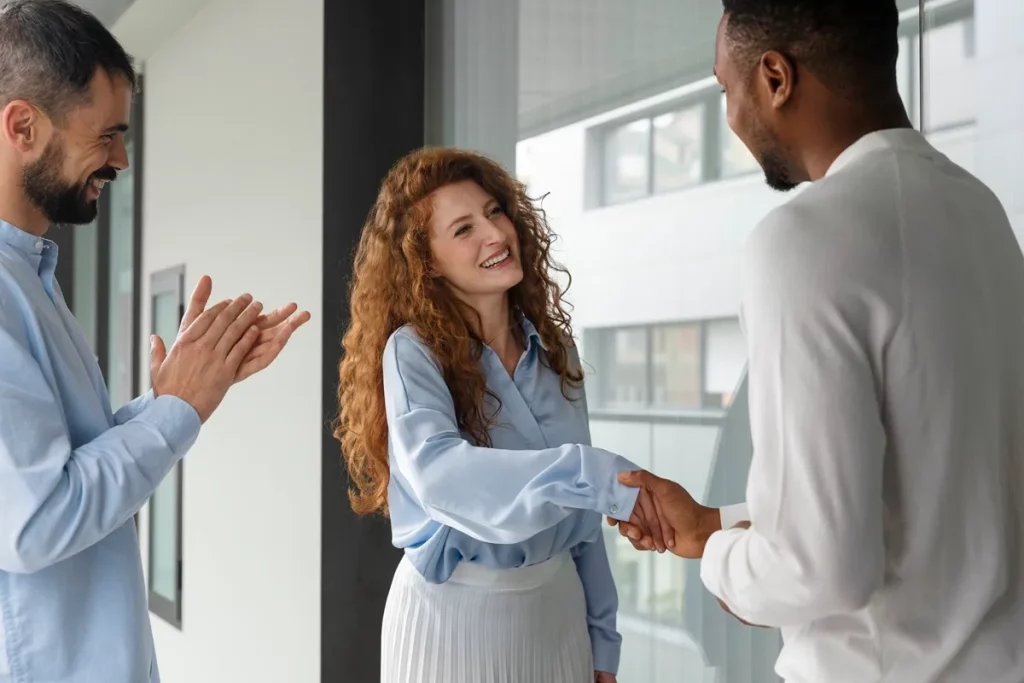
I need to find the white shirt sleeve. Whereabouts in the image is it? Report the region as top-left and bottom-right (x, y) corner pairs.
(700, 208), (889, 628)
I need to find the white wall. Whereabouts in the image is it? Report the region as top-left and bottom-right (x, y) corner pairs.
(133, 0), (324, 681)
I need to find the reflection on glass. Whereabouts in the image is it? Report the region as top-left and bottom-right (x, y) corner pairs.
(896, 35), (918, 127)
(433, 0), (801, 676)
(150, 458), (178, 602)
(71, 221), (99, 350)
(607, 327), (648, 408)
(651, 324), (701, 409)
(922, 16), (976, 132)
(107, 139), (135, 409)
(150, 291), (180, 603)
(603, 118), (651, 205)
(719, 95), (760, 179)
(653, 105), (704, 192)
(705, 319), (747, 408)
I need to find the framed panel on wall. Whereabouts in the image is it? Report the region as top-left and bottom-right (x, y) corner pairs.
(148, 265), (186, 629)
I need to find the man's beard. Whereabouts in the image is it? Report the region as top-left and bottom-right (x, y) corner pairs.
(747, 120), (799, 192)
(22, 137), (117, 226)
(760, 147), (799, 192)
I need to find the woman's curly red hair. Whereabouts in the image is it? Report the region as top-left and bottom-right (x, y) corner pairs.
(335, 147), (582, 516)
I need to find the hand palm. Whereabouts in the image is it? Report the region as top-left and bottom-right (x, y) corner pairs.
(155, 276), (309, 385)
(234, 304), (311, 382)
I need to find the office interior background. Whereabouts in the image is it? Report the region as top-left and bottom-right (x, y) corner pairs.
(42, 0), (1022, 681)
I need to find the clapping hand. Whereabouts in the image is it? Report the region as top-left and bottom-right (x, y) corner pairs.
(169, 275), (310, 383)
(608, 469), (722, 559)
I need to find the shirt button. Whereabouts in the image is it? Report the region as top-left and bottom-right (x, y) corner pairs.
(34, 240), (43, 250)
(609, 504), (619, 514)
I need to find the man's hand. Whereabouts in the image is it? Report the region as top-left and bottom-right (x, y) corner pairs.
(235, 302), (311, 381)
(150, 295), (262, 423)
(171, 275), (310, 383)
(626, 484), (675, 553)
(595, 671), (617, 683)
(609, 470), (722, 559)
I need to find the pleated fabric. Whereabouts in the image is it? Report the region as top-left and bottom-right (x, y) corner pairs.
(381, 553), (594, 683)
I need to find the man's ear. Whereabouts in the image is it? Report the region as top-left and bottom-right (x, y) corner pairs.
(757, 50), (796, 110)
(2, 100), (48, 153)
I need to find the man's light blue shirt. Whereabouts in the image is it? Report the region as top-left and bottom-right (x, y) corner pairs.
(0, 220), (201, 682)
(383, 321), (641, 674)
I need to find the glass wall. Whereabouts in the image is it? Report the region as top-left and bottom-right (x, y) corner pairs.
(71, 220), (100, 349)
(61, 90), (142, 412)
(105, 137), (138, 409)
(427, 0), (1022, 679)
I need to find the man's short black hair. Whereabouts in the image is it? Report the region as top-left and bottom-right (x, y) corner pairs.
(722, 0), (901, 97)
(0, 0), (136, 121)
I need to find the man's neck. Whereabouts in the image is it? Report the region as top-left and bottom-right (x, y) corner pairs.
(0, 182), (48, 236)
(801, 101), (913, 182)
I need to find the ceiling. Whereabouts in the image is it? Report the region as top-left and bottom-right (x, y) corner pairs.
(70, 0), (134, 26)
(52, 0), (924, 138)
(517, 0), (922, 136)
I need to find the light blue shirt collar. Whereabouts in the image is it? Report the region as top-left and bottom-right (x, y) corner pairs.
(0, 219), (58, 285)
(516, 312), (546, 352)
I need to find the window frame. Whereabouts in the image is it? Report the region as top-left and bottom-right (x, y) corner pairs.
(147, 264), (186, 630)
(584, 317), (741, 418)
(588, 0), (976, 208)
(97, 77), (145, 409)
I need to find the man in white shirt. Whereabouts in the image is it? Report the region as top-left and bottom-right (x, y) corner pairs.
(612, 1), (1024, 682)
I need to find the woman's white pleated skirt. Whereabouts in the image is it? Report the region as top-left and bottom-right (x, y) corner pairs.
(381, 553), (594, 683)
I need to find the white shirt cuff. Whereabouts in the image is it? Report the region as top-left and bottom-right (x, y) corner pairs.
(700, 526), (742, 600)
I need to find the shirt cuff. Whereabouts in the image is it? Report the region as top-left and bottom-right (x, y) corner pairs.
(719, 502), (750, 530)
(592, 449), (641, 522)
(137, 395), (202, 456)
(700, 526), (744, 601)
(591, 633), (621, 675)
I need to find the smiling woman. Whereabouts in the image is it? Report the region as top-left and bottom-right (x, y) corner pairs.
(335, 147), (668, 683)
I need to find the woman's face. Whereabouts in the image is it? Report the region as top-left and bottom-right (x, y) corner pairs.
(427, 180), (524, 308)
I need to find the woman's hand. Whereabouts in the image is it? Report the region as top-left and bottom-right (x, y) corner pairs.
(595, 672), (617, 683)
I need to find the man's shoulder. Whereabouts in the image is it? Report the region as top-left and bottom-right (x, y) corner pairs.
(750, 167), (903, 265)
(0, 252), (42, 345)
(0, 252), (28, 312)
(746, 196), (831, 270)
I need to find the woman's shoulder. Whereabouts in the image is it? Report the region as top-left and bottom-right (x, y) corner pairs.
(383, 325), (440, 372)
(382, 325), (450, 382)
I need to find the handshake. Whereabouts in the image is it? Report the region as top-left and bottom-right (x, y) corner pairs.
(609, 470), (735, 559)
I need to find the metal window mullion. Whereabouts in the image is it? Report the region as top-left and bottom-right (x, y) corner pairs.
(646, 116), (656, 197)
(919, 0), (927, 131)
(96, 192), (111, 379)
(703, 93), (721, 182)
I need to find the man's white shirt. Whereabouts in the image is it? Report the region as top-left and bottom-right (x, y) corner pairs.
(702, 129), (1024, 683)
